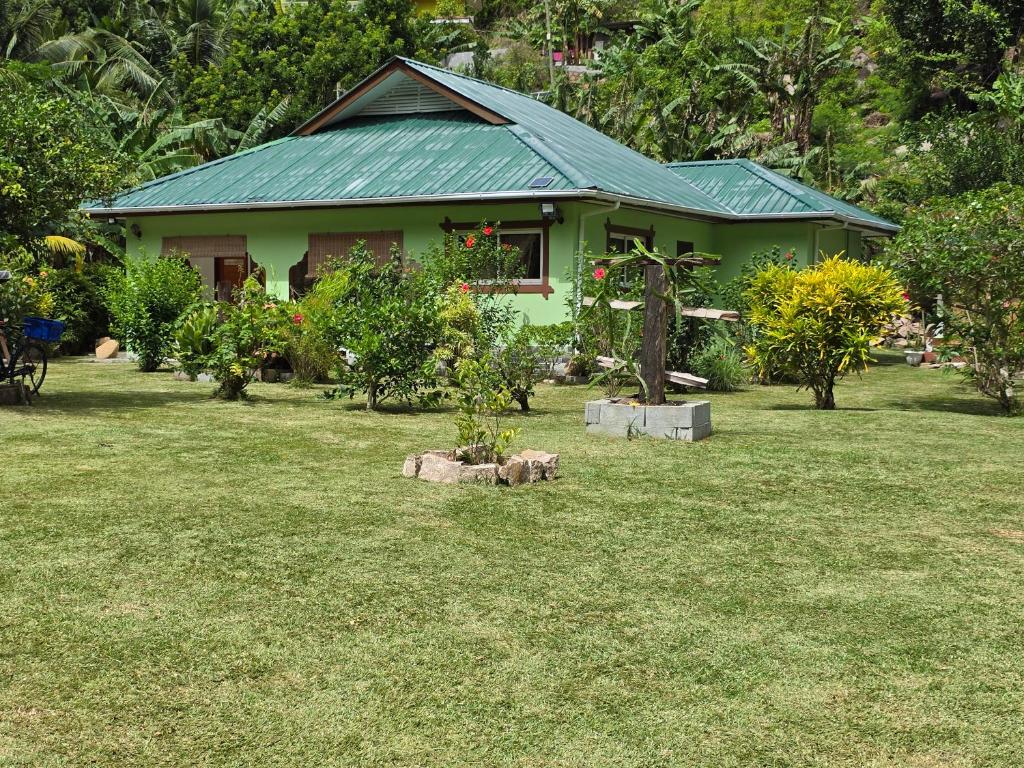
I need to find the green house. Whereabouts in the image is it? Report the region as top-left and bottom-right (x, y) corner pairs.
(85, 57), (898, 325)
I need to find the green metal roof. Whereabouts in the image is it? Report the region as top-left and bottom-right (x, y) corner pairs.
(665, 159), (899, 233)
(95, 112), (574, 211)
(86, 57), (897, 236)
(396, 59), (732, 215)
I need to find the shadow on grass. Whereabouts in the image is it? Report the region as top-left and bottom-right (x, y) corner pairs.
(29, 388), (212, 413)
(766, 403), (880, 412)
(884, 393), (1003, 417)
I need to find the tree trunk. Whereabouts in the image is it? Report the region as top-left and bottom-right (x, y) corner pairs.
(815, 377), (836, 410)
(640, 264), (667, 405)
(367, 380), (377, 411)
(513, 391), (530, 412)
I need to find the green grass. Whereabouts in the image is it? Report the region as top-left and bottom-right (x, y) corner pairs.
(2, 354), (1023, 767)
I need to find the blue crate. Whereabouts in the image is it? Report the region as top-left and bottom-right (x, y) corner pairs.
(22, 316), (66, 343)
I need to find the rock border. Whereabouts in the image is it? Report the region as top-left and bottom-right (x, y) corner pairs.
(403, 448), (559, 486)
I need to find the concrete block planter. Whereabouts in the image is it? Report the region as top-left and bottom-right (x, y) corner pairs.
(584, 399), (712, 441)
(0, 382), (29, 406)
(403, 448), (559, 486)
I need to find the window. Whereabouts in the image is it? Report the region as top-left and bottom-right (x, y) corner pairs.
(604, 224), (654, 290)
(500, 230), (543, 283)
(307, 230), (403, 277)
(676, 241), (695, 258)
(439, 218), (553, 297)
(606, 232), (646, 255)
(605, 222), (654, 255)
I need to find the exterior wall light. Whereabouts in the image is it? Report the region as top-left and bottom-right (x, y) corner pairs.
(539, 202), (559, 220)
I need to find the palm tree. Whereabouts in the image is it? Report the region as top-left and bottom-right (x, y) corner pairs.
(0, 0), (56, 60)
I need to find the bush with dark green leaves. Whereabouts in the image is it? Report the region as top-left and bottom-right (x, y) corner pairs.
(103, 256), (204, 372)
(313, 243), (443, 410)
(888, 184), (1024, 415)
(45, 264), (115, 355)
(690, 336), (748, 392)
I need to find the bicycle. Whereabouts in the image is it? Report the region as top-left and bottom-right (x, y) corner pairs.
(0, 270), (65, 397)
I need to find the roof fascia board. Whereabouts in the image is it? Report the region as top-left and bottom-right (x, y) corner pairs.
(86, 190), (898, 233)
(293, 59), (509, 136)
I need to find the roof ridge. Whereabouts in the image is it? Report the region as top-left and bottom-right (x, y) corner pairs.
(504, 124), (594, 190)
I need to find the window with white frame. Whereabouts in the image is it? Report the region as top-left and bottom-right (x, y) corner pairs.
(499, 229), (543, 284)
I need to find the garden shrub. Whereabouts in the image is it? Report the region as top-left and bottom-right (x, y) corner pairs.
(206, 279), (289, 400)
(745, 255), (906, 410)
(495, 325), (538, 412)
(314, 243), (443, 410)
(284, 291), (337, 384)
(103, 255), (203, 371)
(0, 248), (54, 339)
(46, 262), (114, 355)
(527, 321), (573, 376)
(451, 355), (518, 464)
(173, 304), (219, 380)
(690, 336), (748, 392)
(888, 184), (1024, 415)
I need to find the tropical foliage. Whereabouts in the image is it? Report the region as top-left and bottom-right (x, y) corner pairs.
(103, 255), (203, 371)
(744, 255), (907, 410)
(887, 185), (1024, 415)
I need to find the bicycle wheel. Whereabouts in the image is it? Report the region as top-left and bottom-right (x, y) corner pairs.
(17, 342), (47, 395)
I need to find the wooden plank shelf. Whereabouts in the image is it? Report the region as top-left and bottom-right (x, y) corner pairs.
(595, 356), (709, 390)
(582, 297), (739, 322)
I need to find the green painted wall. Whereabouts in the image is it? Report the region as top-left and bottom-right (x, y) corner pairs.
(127, 202), (579, 325)
(126, 204), (872, 324)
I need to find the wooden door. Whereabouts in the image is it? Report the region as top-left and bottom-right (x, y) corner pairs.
(215, 257), (248, 301)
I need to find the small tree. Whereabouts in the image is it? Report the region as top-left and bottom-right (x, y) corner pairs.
(745, 255), (906, 410)
(103, 255), (203, 372)
(888, 184), (1024, 415)
(315, 243), (442, 410)
(206, 280), (289, 400)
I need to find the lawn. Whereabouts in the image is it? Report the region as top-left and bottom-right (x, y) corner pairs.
(1, 355), (1022, 767)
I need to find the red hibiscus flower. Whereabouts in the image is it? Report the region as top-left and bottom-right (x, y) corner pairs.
(902, 292), (910, 302)
(593, 267), (606, 280)
(784, 251), (794, 261)
(465, 235), (476, 248)
(292, 313), (303, 325)
(460, 283), (470, 294)
(482, 226), (494, 236)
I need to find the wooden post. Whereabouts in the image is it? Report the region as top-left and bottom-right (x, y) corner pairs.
(641, 264), (667, 405)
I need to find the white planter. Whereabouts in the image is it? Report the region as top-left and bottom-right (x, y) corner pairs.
(584, 399), (712, 441)
(904, 350), (924, 367)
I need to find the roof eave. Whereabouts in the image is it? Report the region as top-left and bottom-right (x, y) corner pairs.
(84, 192), (899, 234)
(85, 189), (606, 217)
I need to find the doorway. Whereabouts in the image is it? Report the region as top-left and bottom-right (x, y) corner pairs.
(215, 257), (248, 301)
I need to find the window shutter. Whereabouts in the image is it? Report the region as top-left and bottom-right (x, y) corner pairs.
(306, 231), (404, 278)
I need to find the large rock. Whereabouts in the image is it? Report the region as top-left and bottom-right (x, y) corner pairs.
(498, 456), (527, 486)
(459, 463), (499, 484)
(402, 454), (421, 478)
(518, 449), (560, 480)
(417, 453), (464, 484)
(95, 337), (120, 360)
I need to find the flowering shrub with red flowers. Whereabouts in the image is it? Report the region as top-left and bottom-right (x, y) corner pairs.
(204, 278), (290, 400)
(426, 222), (525, 289)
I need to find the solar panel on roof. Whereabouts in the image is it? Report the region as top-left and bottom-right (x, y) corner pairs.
(529, 176), (554, 188)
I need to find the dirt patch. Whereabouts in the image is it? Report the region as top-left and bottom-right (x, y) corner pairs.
(991, 529), (1024, 541)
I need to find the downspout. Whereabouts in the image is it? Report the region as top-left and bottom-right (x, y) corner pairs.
(576, 200), (620, 319)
